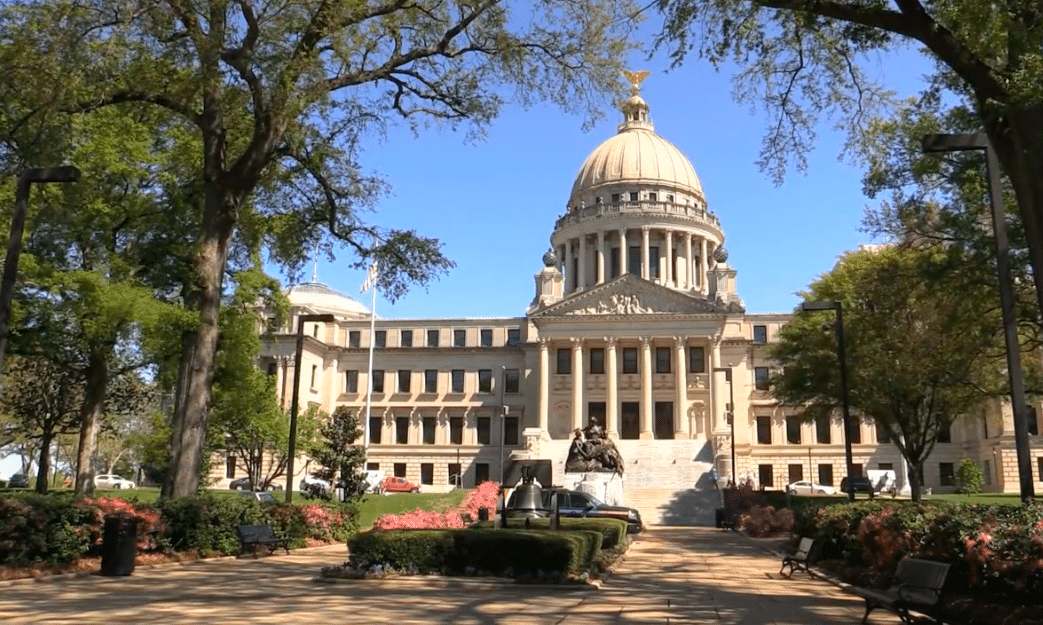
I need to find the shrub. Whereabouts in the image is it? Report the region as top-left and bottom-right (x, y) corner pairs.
(955, 459), (984, 495)
(0, 493), (97, 566)
(736, 505), (795, 537)
(476, 517), (628, 549)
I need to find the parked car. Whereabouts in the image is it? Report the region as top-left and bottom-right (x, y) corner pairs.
(840, 476), (876, 498)
(506, 487), (643, 534)
(229, 477), (283, 491)
(237, 490), (277, 504)
(300, 475), (332, 497)
(7, 473), (29, 488)
(94, 474), (135, 490)
(785, 480), (838, 496)
(380, 476), (421, 493)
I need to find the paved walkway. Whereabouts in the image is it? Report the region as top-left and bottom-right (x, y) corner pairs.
(0, 528), (898, 624)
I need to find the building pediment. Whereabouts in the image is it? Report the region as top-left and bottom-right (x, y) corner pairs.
(531, 275), (735, 318)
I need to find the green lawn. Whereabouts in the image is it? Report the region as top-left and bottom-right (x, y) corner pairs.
(930, 492), (1025, 505)
(355, 489), (469, 530)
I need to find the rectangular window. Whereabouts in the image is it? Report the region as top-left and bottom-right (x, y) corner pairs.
(1029, 406), (1039, 436)
(265, 316), (279, 333)
(478, 369), (492, 393)
(756, 416), (772, 445)
(394, 463), (406, 478)
(397, 370), (411, 393)
(345, 370), (358, 393)
(984, 460), (992, 485)
(427, 329), (439, 347)
(424, 369), (437, 393)
(480, 328), (493, 347)
(876, 422), (891, 444)
(758, 464), (774, 489)
(654, 401), (674, 439)
(648, 246), (660, 279)
(366, 462), (379, 471)
(655, 346), (671, 373)
(505, 368), (520, 393)
(939, 462), (955, 487)
(753, 325), (768, 344)
(788, 464), (803, 484)
(628, 246), (641, 275)
(349, 330), (361, 348)
(621, 402), (640, 439)
(310, 365), (317, 389)
(372, 370), (384, 394)
(1038, 457), (1043, 482)
(395, 416), (409, 444)
(848, 422), (862, 444)
(851, 463), (864, 477)
(936, 424), (951, 443)
(589, 348), (605, 374)
(449, 417), (463, 445)
(610, 247), (620, 278)
(556, 348), (572, 374)
(622, 347), (638, 374)
(420, 463), (434, 485)
(754, 367), (770, 391)
(688, 346), (705, 373)
(454, 329), (466, 347)
(225, 454), (236, 479)
(982, 413), (989, 439)
(375, 330), (386, 348)
(648, 192), (657, 202)
(266, 361), (277, 377)
(369, 417), (382, 444)
(588, 401), (606, 425)
(477, 417), (491, 445)
(451, 370), (464, 393)
(475, 463), (490, 485)
(422, 416), (436, 445)
(448, 463), (462, 487)
(629, 191), (638, 202)
(815, 415), (831, 444)
(611, 193), (621, 203)
(400, 329), (413, 347)
(786, 416), (802, 445)
(507, 328), (520, 347)
(878, 463), (894, 471)
(504, 416), (520, 446)
(818, 464), (834, 487)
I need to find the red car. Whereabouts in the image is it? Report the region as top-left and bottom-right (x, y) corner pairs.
(381, 476), (421, 493)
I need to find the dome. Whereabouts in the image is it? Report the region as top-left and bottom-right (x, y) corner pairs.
(568, 93), (703, 205)
(286, 281), (371, 317)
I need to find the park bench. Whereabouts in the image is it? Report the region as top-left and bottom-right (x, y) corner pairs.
(779, 537), (814, 578)
(236, 524), (290, 557)
(847, 556), (953, 624)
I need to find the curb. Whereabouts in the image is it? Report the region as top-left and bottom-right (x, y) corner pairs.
(311, 574), (600, 591)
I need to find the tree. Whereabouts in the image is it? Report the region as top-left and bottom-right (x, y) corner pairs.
(308, 406), (368, 503)
(770, 245), (1003, 501)
(1, 0), (639, 497)
(955, 458), (984, 495)
(656, 0), (1043, 331)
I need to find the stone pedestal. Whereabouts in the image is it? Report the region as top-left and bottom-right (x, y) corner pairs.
(563, 471), (625, 506)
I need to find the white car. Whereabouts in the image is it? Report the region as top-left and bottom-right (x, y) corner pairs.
(94, 474), (136, 490)
(786, 480), (837, 495)
(299, 475), (331, 496)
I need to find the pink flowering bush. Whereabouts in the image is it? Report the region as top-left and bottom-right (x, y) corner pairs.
(372, 482), (501, 531)
(81, 496), (167, 552)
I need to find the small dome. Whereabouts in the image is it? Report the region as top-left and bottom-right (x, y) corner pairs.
(542, 248), (558, 267)
(713, 246), (729, 263)
(286, 281), (370, 317)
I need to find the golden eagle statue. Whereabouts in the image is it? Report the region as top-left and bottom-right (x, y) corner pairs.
(622, 69), (650, 95)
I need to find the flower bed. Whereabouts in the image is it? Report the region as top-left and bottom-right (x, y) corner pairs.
(371, 481), (499, 530)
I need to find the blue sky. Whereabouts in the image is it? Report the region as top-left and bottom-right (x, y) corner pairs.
(292, 39), (932, 320)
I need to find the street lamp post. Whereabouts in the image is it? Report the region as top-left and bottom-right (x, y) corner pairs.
(922, 132), (1034, 503)
(802, 301), (856, 501)
(285, 312), (336, 502)
(712, 367), (736, 486)
(0, 166), (81, 380)
(499, 365), (508, 486)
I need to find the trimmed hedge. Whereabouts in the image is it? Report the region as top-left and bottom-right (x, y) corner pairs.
(0, 492), (359, 566)
(474, 517), (629, 550)
(347, 527), (604, 577)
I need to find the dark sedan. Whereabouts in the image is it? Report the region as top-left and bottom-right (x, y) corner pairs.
(507, 487), (643, 534)
(7, 473), (29, 488)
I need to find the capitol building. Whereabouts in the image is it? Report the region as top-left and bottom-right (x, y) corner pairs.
(247, 81), (1040, 523)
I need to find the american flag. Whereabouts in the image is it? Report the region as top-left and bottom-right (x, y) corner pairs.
(359, 261), (378, 294)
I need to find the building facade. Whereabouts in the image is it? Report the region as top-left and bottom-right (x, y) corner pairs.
(240, 84), (1043, 522)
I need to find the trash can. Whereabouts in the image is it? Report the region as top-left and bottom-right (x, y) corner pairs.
(715, 508), (726, 528)
(101, 514), (137, 576)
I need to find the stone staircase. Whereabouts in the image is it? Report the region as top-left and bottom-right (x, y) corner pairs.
(540, 437), (722, 527)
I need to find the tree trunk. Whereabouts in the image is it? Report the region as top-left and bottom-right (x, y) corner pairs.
(162, 328), (197, 499)
(74, 349), (108, 495)
(35, 430), (53, 494)
(908, 462), (923, 502)
(167, 182), (239, 498)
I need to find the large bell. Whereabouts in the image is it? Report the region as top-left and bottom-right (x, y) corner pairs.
(506, 477), (546, 519)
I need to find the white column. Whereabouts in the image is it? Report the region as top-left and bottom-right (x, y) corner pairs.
(564, 241), (573, 293)
(619, 229), (628, 278)
(606, 337), (618, 439)
(699, 238), (709, 295)
(578, 234), (588, 291)
(684, 233), (694, 291)
(712, 341), (724, 430)
(571, 338), (584, 432)
(557, 244), (566, 275)
(664, 229), (674, 287)
(640, 337), (653, 439)
(640, 227), (650, 280)
(538, 339), (549, 433)
(675, 336), (689, 438)
(596, 231), (605, 285)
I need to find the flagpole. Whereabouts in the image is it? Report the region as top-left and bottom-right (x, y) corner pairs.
(362, 263), (378, 454)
